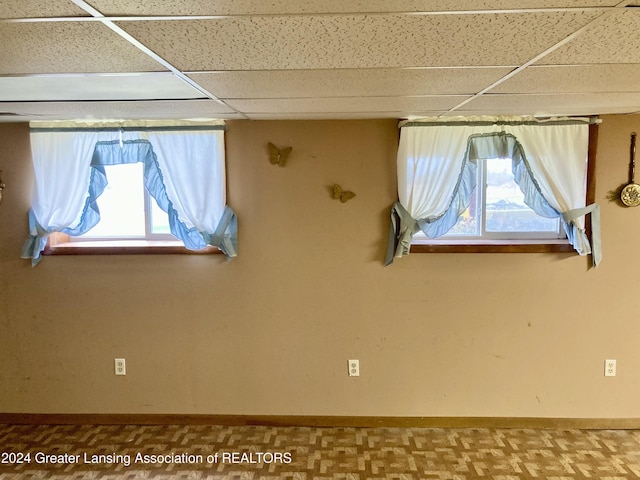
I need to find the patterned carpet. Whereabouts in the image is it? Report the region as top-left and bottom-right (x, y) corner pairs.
(1, 424), (640, 479)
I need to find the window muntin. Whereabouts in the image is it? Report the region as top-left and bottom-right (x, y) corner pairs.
(413, 157), (567, 245)
(75, 163), (173, 242)
(24, 120), (236, 263)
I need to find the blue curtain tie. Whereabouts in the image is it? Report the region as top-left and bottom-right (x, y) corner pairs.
(562, 203), (601, 268)
(204, 205), (238, 258)
(385, 201), (419, 266)
(21, 211), (48, 265)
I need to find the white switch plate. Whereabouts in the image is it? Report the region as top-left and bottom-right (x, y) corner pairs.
(115, 358), (126, 376)
(605, 359), (616, 377)
(348, 359), (360, 377)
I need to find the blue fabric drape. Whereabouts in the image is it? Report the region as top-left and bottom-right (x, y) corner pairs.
(22, 125), (237, 265)
(387, 121), (599, 267)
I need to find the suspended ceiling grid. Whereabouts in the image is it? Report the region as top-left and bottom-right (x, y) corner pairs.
(1, 0), (640, 122)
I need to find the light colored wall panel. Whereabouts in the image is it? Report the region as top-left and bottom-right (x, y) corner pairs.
(188, 68), (511, 99)
(0, 23), (165, 75)
(1, 116), (640, 418)
(119, 12), (598, 71)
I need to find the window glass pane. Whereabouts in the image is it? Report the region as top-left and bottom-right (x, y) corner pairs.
(447, 186), (480, 236)
(485, 158), (558, 233)
(80, 163), (145, 238)
(150, 200), (171, 235)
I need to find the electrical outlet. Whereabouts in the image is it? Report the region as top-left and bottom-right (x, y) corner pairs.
(348, 359), (360, 377)
(605, 359), (616, 377)
(115, 358), (126, 376)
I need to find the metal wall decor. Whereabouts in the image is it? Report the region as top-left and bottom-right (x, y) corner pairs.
(267, 142), (292, 167)
(621, 132), (640, 207)
(331, 184), (356, 203)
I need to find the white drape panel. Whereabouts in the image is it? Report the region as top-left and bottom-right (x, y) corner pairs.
(22, 120), (236, 265)
(506, 123), (588, 232)
(398, 124), (477, 219)
(142, 130), (226, 235)
(29, 129), (107, 232)
(388, 117), (599, 266)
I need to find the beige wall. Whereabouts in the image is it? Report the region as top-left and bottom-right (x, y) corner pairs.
(0, 116), (638, 418)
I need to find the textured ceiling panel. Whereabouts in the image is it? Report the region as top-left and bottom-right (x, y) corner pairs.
(1, 1), (638, 120)
(188, 68), (511, 99)
(0, 100), (240, 121)
(224, 96), (468, 115)
(0, 0), (89, 19)
(119, 11), (599, 71)
(540, 10), (640, 64)
(0, 73), (205, 101)
(492, 65), (640, 93)
(0, 23), (165, 74)
(245, 111), (446, 120)
(458, 93), (640, 116)
(86, 0), (620, 16)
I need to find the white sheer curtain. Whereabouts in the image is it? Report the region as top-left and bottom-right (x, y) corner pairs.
(22, 128), (113, 261)
(387, 116), (600, 267)
(506, 122), (597, 259)
(143, 130), (226, 241)
(22, 120), (236, 265)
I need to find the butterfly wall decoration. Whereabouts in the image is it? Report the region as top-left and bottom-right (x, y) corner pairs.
(268, 142), (292, 167)
(332, 184), (356, 203)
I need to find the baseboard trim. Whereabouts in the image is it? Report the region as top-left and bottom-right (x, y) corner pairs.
(1, 414), (639, 429)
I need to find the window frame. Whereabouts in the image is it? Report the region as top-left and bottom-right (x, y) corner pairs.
(35, 121), (229, 258)
(44, 232), (220, 255)
(44, 175), (220, 255)
(409, 122), (598, 254)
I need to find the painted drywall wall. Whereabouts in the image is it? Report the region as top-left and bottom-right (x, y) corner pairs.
(0, 117), (638, 418)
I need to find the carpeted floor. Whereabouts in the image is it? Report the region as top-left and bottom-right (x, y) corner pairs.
(1, 424), (640, 479)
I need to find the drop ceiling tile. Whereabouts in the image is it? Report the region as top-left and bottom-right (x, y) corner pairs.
(86, 0), (619, 15)
(451, 106), (640, 116)
(492, 65), (640, 93)
(0, 73), (205, 101)
(0, 1), (89, 18)
(0, 100), (240, 121)
(225, 95), (467, 114)
(0, 23), (165, 75)
(188, 68), (511, 99)
(540, 10), (640, 64)
(245, 111), (447, 120)
(456, 92), (640, 116)
(119, 11), (599, 71)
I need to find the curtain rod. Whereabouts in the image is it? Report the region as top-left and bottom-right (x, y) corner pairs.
(399, 116), (600, 128)
(30, 125), (227, 133)
(29, 119), (227, 131)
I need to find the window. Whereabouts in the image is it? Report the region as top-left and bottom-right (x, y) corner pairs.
(46, 162), (192, 254)
(412, 157), (568, 247)
(386, 117), (601, 265)
(23, 120), (237, 265)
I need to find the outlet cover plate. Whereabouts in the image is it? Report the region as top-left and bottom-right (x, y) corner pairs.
(605, 359), (616, 377)
(115, 358), (126, 376)
(348, 359), (360, 377)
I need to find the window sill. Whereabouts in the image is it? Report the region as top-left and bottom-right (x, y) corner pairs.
(410, 242), (574, 254)
(43, 234), (220, 256)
